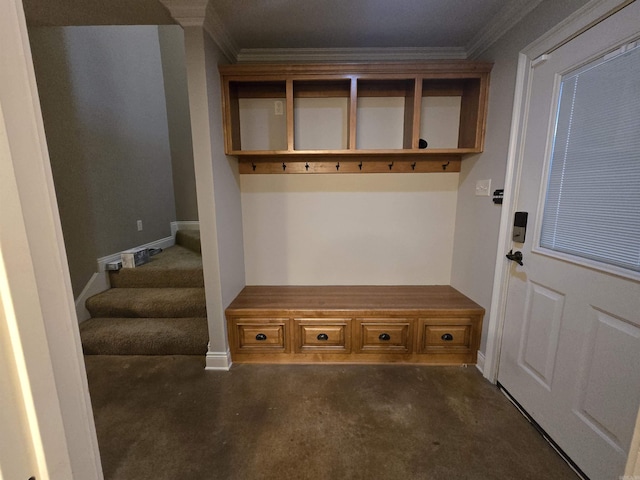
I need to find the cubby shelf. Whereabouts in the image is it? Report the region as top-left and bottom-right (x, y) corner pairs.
(219, 62), (492, 173)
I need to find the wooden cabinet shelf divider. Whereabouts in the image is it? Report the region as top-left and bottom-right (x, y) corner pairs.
(219, 62), (492, 174)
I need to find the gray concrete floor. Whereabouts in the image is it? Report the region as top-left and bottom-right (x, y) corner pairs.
(85, 356), (579, 480)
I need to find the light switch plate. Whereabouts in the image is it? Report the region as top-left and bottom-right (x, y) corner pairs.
(475, 179), (491, 196)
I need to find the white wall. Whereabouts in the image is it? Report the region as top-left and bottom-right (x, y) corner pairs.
(450, 0), (591, 353)
(203, 34), (246, 308)
(242, 174), (458, 285)
(240, 92), (461, 286)
(29, 26), (178, 297)
(158, 25), (199, 221)
(180, 26), (245, 369)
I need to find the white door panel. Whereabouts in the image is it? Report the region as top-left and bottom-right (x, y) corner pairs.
(498, 2), (640, 479)
(518, 281), (565, 390)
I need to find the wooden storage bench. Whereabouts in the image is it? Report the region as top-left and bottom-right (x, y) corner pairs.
(225, 286), (484, 365)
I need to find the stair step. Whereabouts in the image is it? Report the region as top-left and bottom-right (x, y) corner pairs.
(82, 234), (207, 356)
(86, 288), (206, 318)
(109, 245), (203, 288)
(176, 229), (201, 254)
(80, 317), (208, 355)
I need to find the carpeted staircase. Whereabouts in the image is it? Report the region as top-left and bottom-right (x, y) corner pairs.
(80, 230), (208, 355)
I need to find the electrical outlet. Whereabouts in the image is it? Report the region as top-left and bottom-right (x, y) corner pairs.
(475, 179), (492, 196)
(274, 100), (283, 116)
(137, 220), (143, 231)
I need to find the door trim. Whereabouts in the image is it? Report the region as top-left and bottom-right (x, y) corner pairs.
(482, 50), (531, 383)
(1, 0), (103, 477)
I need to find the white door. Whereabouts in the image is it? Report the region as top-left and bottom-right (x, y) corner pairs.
(498, 3), (640, 480)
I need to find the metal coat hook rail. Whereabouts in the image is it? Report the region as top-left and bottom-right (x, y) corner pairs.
(238, 158), (462, 174)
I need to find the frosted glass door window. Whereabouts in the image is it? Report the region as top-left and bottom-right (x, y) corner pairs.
(540, 42), (640, 274)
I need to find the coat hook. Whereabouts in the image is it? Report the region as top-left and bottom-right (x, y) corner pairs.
(411, 162), (417, 171)
(282, 162), (287, 171)
(336, 161), (340, 171)
(305, 162), (310, 171)
(388, 161), (394, 171)
(358, 161), (363, 171)
(252, 162), (257, 171)
(442, 160), (450, 171)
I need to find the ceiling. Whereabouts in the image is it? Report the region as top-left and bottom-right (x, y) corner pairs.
(23, 0), (542, 61)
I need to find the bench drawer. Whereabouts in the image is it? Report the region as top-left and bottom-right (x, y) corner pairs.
(418, 318), (474, 354)
(294, 318), (351, 352)
(356, 319), (413, 353)
(225, 286), (485, 364)
(231, 318), (289, 352)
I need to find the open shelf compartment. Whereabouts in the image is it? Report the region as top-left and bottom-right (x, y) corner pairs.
(226, 80), (288, 152)
(293, 79), (351, 151)
(219, 62), (492, 171)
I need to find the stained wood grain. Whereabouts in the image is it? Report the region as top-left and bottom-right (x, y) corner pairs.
(225, 286), (484, 365)
(227, 285), (484, 316)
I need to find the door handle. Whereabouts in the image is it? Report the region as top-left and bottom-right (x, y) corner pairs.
(506, 249), (524, 266)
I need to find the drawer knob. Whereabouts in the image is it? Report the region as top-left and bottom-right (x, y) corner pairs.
(317, 333), (329, 341)
(255, 333), (267, 341)
(379, 333), (391, 341)
(441, 333), (454, 341)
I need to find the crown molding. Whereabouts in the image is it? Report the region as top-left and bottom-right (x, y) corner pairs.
(236, 46), (467, 64)
(203, 1), (239, 62)
(159, 0), (207, 27)
(162, 0), (552, 63)
(160, 0), (239, 61)
(466, 0), (544, 59)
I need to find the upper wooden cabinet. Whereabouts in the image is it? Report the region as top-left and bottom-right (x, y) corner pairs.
(219, 62), (492, 173)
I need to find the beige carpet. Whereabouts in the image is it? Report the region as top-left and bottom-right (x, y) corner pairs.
(86, 287), (206, 318)
(109, 244), (204, 288)
(80, 232), (208, 355)
(80, 317), (207, 355)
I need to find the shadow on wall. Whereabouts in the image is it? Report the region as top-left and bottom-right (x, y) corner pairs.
(29, 25), (197, 298)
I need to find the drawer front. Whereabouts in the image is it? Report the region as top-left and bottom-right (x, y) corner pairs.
(357, 319), (412, 353)
(232, 318), (289, 352)
(294, 318), (350, 352)
(418, 318), (473, 353)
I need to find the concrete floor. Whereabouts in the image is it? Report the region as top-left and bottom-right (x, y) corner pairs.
(85, 356), (579, 480)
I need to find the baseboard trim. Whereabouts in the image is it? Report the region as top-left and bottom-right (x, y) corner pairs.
(75, 272), (110, 323)
(77, 225), (200, 322)
(77, 234), (176, 321)
(476, 350), (486, 375)
(205, 349), (232, 370)
(96, 236), (175, 272)
(170, 220), (200, 238)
